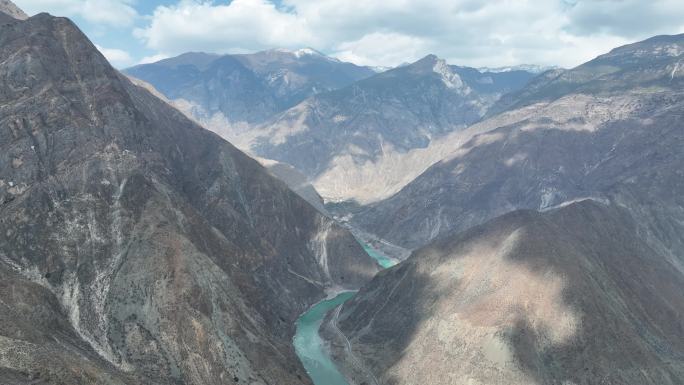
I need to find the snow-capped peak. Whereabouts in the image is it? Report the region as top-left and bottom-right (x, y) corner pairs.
(271, 47), (322, 57)
(268, 47), (339, 62)
(478, 64), (560, 74)
(294, 48), (322, 57)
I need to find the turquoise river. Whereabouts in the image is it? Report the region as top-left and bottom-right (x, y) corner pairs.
(293, 243), (396, 385)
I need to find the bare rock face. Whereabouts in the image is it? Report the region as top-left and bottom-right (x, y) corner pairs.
(355, 34), (684, 257)
(0, 0), (27, 20)
(0, 12), (378, 385)
(338, 201), (684, 385)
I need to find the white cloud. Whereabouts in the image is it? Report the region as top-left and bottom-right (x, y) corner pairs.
(133, 0), (684, 68)
(15, 0), (137, 26)
(134, 0), (315, 54)
(332, 33), (429, 67)
(564, 0), (684, 38)
(95, 44), (133, 67)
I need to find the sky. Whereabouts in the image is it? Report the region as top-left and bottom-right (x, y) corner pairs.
(13, 0), (684, 69)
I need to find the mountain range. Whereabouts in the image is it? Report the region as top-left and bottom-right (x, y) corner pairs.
(328, 32), (684, 385)
(125, 49), (376, 126)
(125, 52), (537, 204)
(3, 1), (684, 385)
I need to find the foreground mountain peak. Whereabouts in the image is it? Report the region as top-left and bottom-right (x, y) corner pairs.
(0, 11), (379, 384)
(0, 0), (27, 20)
(338, 200), (684, 384)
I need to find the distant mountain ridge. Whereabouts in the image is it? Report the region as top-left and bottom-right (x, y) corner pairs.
(353, 33), (684, 259)
(490, 33), (684, 115)
(124, 49), (377, 125)
(477, 64), (560, 74)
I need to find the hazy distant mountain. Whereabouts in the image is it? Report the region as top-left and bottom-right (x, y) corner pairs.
(333, 200), (684, 385)
(251, 55), (537, 203)
(124, 48), (376, 125)
(478, 64), (560, 74)
(0, 9), (378, 385)
(354, 34), (684, 257)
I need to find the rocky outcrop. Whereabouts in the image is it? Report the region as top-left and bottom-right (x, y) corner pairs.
(0, 0), (27, 20)
(0, 11), (378, 385)
(337, 201), (684, 385)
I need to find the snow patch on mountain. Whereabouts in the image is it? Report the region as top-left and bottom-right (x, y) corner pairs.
(479, 64), (560, 74)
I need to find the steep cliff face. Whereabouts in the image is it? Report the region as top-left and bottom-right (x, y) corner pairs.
(0, 11), (378, 385)
(355, 34), (684, 255)
(338, 201), (684, 385)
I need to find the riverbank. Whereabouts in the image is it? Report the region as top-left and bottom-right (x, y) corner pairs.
(318, 243), (400, 385)
(293, 292), (358, 385)
(320, 304), (380, 385)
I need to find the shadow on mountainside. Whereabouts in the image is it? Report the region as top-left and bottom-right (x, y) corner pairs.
(340, 201), (684, 385)
(355, 90), (684, 256)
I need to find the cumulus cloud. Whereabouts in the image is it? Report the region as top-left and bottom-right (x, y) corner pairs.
(134, 0), (315, 54)
(332, 33), (429, 67)
(129, 0), (684, 68)
(95, 44), (133, 67)
(16, 0), (137, 26)
(564, 0), (684, 38)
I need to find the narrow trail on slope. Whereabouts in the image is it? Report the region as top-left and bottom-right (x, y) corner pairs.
(331, 304), (381, 385)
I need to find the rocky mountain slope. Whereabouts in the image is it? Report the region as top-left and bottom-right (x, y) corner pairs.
(354, 33), (684, 255)
(124, 49), (376, 127)
(335, 200), (684, 385)
(0, 0), (26, 20)
(252, 55), (536, 203)
(0, 7), (378, 385)
(491, 34), (684, 115)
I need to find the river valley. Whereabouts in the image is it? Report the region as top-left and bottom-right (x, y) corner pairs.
(293, 244), (397, 385)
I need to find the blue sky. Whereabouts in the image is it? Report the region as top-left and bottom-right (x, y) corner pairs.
(13, 0), (684, 69)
